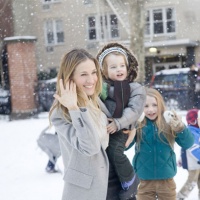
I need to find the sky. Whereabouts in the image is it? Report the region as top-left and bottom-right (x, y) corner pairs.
(0, 111), (198, 200)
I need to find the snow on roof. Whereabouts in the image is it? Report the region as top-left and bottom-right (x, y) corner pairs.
(155, 68), (190, 75)
(45, 78), (57, 83)
(4, 36), (37, 41)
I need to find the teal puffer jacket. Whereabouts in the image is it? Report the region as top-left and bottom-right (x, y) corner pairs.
(131, 118), (194, 180)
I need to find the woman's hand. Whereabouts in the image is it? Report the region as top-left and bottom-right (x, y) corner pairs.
(123, 128), (136, 148)
(107, 118), (117, 134)
(54, 79), (79, 110)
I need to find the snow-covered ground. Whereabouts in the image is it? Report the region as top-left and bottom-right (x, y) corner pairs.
(0, 111), (198, 200)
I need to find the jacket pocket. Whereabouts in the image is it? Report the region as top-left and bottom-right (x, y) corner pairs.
(63, 168), (93, 189)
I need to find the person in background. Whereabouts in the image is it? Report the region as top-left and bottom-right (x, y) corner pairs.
(188, 64), (198, 109)
(97, 42), (146, 200)
(45, 154), (57, 173)
(177, 109), (200, 200)
(37, 125), (60, 173)
(127, 87), (194, 200)
(49, 48), (134, 200)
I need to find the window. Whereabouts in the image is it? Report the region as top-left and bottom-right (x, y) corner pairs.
(145, 10), (150, 35)
(110, 15), (119, 38)
(83, 0), (92, 4)
(145, 7), (176, 36)
(153, 9), (163, 34)
(87, 14), (119, 41)
(88, 17), (96, 40)
(166, 8), (175, 33)
(43, 0), (59, 3)
(45, 19), (64, 45)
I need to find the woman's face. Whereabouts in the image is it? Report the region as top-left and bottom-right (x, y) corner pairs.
(144, 95), (158, 120)
(72, 59), (98, 96)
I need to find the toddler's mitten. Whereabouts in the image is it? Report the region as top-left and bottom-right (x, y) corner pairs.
(163, 110), (174, 123)
(169, 111), (185, 133)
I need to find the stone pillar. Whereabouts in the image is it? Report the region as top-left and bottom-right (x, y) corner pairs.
(4, 36), (37, 119)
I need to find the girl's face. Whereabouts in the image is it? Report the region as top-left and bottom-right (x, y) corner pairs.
(72, 59), (98, 96)
(144, 95), (158, 120)
(104, 54), (127, 81)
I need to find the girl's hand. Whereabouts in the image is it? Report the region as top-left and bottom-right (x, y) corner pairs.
(54, 79), (79, 110)
(124, 128), (136, 147)
(107, 118), (117, 134)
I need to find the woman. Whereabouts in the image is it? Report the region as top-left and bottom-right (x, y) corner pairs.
(49, 48), (128, 200)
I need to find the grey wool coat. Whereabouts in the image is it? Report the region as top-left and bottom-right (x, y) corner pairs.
(104, 82), (146, 130)
(50, 104), (110, 200)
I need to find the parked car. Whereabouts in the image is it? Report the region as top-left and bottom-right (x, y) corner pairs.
(37, 78), (57, 112)
(150, 67), (192, 110)
(0, 88), (11, 114)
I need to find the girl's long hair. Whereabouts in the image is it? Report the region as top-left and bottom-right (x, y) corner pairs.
(49, 48), (102, 121)
(137, 87), (176, 148)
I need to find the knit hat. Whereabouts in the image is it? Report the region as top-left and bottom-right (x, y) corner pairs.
(96, 42), (138, 83)
(186, 109), (199, 128)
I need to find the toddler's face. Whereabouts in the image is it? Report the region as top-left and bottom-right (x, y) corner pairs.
(144, 95), (158, 120)
(104, 54), (127, 81)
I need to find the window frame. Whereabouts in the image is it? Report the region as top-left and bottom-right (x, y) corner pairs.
(145, 7), (176, 37)
(43, 0), (60, 4)
(86, 13), (120, 41)
(44, 19), (64, 46)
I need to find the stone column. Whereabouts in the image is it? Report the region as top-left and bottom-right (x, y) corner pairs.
(4, 36), (37, 119)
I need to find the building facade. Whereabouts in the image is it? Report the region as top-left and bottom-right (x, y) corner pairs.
(2, 0), (200, 83)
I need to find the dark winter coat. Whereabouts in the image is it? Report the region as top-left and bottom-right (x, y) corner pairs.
(102, 82), (146, 130)
(128, 118), (194, 180)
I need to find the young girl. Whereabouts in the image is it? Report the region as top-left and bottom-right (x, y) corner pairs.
(97, 42), (146, 200)
(128, 87), (194, 200)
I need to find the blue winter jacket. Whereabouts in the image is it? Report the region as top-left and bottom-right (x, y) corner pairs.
(181, 125), (200, 170)
(128, 118), (194, 180)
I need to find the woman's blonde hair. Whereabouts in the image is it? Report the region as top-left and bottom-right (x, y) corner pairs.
(49, 48), (102, 120)
(137, 87), (175, 148)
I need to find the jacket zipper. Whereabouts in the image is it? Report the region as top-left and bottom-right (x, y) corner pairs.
(121, 82), (124, 109)
(153, 123), (157, 178)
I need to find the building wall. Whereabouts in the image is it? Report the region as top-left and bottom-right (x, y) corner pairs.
(30, 0), (129, 71)
(10, 0), (200, 74)
(0, 0), (14, 41)
(175, 0), (200, 40)
(12, 0), (36, 36)
(0, 0), (14, 87)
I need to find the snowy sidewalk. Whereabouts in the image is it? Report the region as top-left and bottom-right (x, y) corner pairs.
(0, 111), (198, 200)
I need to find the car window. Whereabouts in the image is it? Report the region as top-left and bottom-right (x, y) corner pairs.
(38, 80), (56, 92)
(153, 74), (176, 88)
(47, 82), (56, 91)
(180, 74), (189, 87)
(153, 73), (189, 88)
